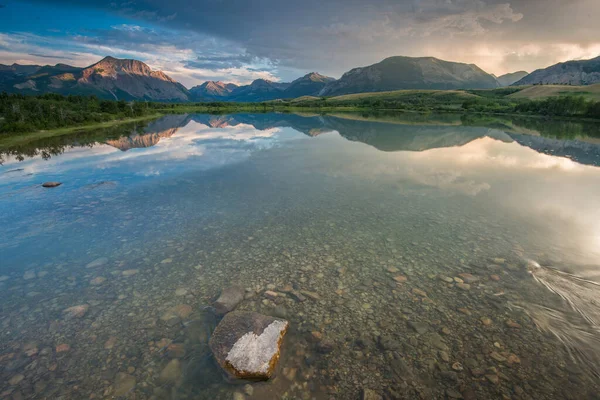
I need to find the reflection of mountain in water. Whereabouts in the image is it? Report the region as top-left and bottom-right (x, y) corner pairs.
(105, 114), (190, 151)
(509, 134), (600, 167)
(185, 113), (600, 166)
(320, 117), (513, 151)
(5, 112), (600, 167)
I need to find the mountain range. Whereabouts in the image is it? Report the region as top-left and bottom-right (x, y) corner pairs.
(513, 56), (600, 86)
(1, 54), (598, 102)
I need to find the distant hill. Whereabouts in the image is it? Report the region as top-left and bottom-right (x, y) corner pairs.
(508, 83), (600, 101)
(282, 72), (335, 99)
(189, 81), (238, 101)
(226, 79), (291, 102)
(496, 71), (529, 87)
(188, 72), (335, 102)
(319, 56), (499, 96)
(514, 56), (600, 86)
(0, 56), (190, 101)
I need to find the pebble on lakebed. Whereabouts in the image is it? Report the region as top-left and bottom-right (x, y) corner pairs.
(41, 181), (62, 188)
(209, 311), (289, 380)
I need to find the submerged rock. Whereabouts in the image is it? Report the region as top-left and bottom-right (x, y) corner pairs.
(209, 311), (289, 380)
(363, 388), (383, 400)
(86, 257), (108, 268)
(159, 359), (182, 383)
(62, 304), (89, 319)
(113, 372), (136, 396)
(42, 181), (61, 188)
(214, 286), (245, 315)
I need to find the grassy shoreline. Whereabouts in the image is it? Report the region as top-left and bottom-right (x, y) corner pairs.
(0, 113), (163, 147)
(2, 105), (600, 148)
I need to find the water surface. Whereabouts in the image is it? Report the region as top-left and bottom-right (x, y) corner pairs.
(1, 112), (600, 399)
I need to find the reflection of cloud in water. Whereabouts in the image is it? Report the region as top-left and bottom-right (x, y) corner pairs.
(0, 122), (283, 183)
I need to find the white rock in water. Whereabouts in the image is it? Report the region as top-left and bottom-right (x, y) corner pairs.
(209, 311), (289, 380)
(226, 320), (288, 375)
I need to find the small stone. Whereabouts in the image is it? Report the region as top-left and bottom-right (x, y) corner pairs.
(264, 290), (278, 300)
(161, 304), (192, 320)
(113, 373), (136, 396)
(492, 258), (505, 265)
(56, 343), (70, 353)
(9, 374), (24, 385)
(458, 273), (479, 283)
(456, 283), (471, 290)
(428, 334), (449, 351)
(439, 276), (454, 283)
(167, 343), (185, 358)
(86, 257), (108, 268)
(25, 347), (38, 357)
(90, 277), (106, 285)
(387, 267), (399, 273)
(446, 389), (463, 399)
(316, 338), (335, 353)
(458, 308), (471, 316)
(42, 181), (62, 188)
(214, 286), (245, 315)
(490, 352), (507, 363)
(23, 271), (36, 280)
(408, 321), (429, 334)
(244, 384), (254, 396)
(393, 275), (407, 283)
(233, 392), (245, 400)
(439, 351), (450, 362)
(159, 359), (182, 383)
(507, 354), (521, 364)
(175, 288), (188, 296)
(505, 319), (521, 329)
(412, 288), (427, 297)
(453, 277), (464, 283)
(289, 290), (306, 302)
(284, 367), (297, 381)
(485, 374), (499, 384)
(122, 269), (138, 277)
(311, 331), (323, 342)
(452, 362), (464, 371)
(490, 274), (500, 281)
(161, 258), (173, 264)
(300, 290), (320, 301)
(104, 337), (117, 349)
(62, 304), (89, 319)
(480, 317), (492, 326)
(362, 388), (383, 400)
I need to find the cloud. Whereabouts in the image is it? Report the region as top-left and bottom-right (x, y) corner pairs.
(6, 0), (600, 80)
(28, 52), (73, 59)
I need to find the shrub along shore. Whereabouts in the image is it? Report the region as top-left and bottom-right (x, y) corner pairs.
(2, 89), (600, 136)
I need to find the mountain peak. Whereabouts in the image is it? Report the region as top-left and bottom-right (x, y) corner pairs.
(301, 72), (335, 83)
(321, 55), (499, 96)
(514, 55), (600, 86)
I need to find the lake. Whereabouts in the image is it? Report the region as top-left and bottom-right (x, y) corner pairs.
(1, 112), (600, 399)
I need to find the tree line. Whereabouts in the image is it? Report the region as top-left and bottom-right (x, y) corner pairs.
(2, 92), (600, 135)
(0, 93), (161, 133)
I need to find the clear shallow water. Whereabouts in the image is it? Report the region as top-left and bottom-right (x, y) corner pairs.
(1, 113), (600, 399)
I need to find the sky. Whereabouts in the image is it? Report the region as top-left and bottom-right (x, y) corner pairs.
(0, 0), (599, 88)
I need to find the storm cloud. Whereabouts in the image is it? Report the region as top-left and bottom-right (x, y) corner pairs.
(3, 0), (600, 86)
